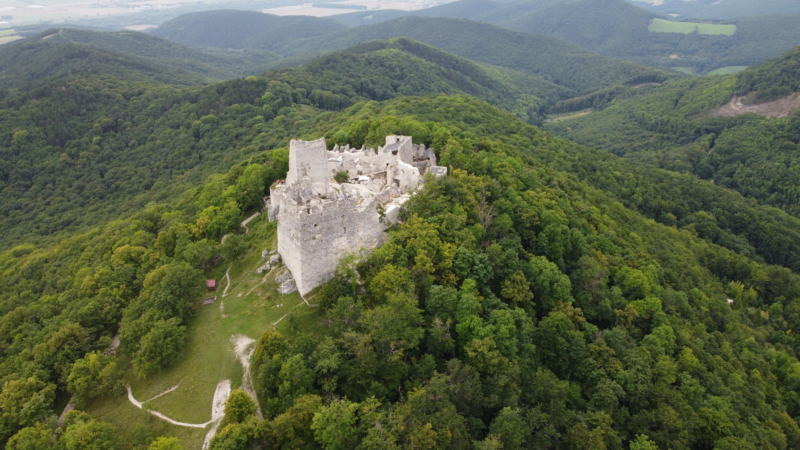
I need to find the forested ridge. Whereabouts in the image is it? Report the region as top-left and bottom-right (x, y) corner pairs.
(0, 36), (569, 249)
(3, 32), (800, 450)
(546, 45), (800, 219)
(498, 0), (800, 74)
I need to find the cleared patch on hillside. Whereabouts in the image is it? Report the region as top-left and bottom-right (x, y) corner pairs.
(712, 93), (800, 118)
(649, 18), (736, 36)
(706, 66), (747, 76)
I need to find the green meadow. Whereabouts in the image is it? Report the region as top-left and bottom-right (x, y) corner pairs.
(649, 18), (737, 35)
(706, 65), (748, 75)
(84, 216), (324, 448)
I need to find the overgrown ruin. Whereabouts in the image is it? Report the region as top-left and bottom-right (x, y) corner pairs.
(268, 136), (446, 295)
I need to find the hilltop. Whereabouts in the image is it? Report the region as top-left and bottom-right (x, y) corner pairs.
(0, 36), (568, 248)
(5, 91), (800, 449)
(29, 28), (283, 81)
(5, 22), (800, 450)
(273, 16), (675, 95)
(150, 10), (347, 50)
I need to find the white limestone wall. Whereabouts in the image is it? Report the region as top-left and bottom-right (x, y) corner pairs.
(277, 187), (385, 295)
(286, 138), (329, 195)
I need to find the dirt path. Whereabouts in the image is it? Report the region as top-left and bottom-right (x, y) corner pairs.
(546, 110), (593, 123)
(241, 213), (260, 234)
(143, 383), (180, 402)
(232, 335), (263, 419)
(222, 266), (232, 298)
(126, 386), (212, 429)
(202, 380), (231, 450)
(712, 93), (800, 118)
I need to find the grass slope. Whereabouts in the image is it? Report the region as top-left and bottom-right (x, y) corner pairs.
(648, 18), (736, 35)
(85, 216), (323, 448)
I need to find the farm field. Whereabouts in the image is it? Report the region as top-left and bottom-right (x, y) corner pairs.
(648, 18), (736, 35)
(84, 216), (324, 448)
(673, 66), (693, 75)
(706, 65), (748, 75)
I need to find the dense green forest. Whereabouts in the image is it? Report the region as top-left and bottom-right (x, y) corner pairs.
(147, 12), (675, 96)
(138, 0), (800, 76)
(269, 16), (676, 95)
(5, 91), (800, 449)
(3, 23), (800, 450)
(150, 10), (347, 50)
(499, 0), (800, 74)
(545, 45), (800, 219)
(0, 35), (572, 249)
(38, 28), (284, 82)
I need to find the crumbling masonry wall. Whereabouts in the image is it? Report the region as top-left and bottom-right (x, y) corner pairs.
(269, 136), (445, 295)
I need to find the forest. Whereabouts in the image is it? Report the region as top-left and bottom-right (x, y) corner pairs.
(1, 15), (800, 450)
(546, 45), (800, 219)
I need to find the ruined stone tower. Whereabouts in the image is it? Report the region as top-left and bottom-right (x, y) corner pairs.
(268, 136), (445, 295)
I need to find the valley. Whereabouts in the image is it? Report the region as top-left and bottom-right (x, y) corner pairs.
(1, 2), (800, 450)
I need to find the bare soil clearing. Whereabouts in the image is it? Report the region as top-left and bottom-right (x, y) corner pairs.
(712, 93), (800, 118)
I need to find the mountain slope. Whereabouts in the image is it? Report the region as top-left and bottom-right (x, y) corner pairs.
(36, 28), (283, 81)
(274, 16), (675, 95)
(150, 10), (347, 49)
(6, 93), (800, 450)
(500, 0), (800, 74)
(0, 33), (204, 90)
(545, 45), (800, 220)
(0, 37), (565, 247)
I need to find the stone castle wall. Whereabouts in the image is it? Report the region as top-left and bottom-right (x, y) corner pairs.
(269, 136), (444, 296)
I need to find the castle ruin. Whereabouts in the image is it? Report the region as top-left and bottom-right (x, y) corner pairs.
(268, 136), (446, 295)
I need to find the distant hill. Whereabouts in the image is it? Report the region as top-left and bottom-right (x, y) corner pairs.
(274, 16), (675, 95)
(544, 44), (800, 218)
(633, 0), (800, 20)
(330, 0), (585, 27)
(500, 0), (800, 74)
(150, 10), (347, 49)
(0, 31), (202, 90)
(36, 28), (283, 81)
(273, 37), (571, 122)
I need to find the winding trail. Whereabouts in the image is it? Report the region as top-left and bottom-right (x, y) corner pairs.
(126, 386), (212, 429)
(241, 213), (260, 234)
(232, 335), (263, 419)
(143, 383), (180, 402)
(222, 266), (232, 297)
(202, 380), (231, 450)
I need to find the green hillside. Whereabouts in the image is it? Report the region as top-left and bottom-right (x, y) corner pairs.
(5, 25), (800, 450)
(500, 0), (800, 74)
(545, 45), (800, 220)
(6, 90), (800, 449)
(35, 28), (283, 81)
(0, 33), (203, 90)
(0, 37), (566, 248)
(150, 10), (347, 50)
(636, 0), (800, 20)
(274, 16), (675, 95)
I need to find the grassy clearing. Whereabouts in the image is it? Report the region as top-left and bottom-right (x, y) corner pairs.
(649, 18), (737, 36)
(0, 36), (21, 45)
(673, 67), (694, 75)
(0, 30), (16, 37)
(546, 109), (593, 123)
(84, 214), (325, 448)
(706, 66), (748, 76)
